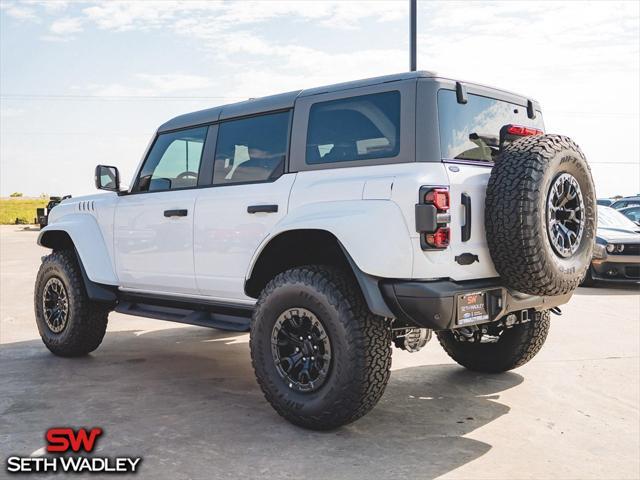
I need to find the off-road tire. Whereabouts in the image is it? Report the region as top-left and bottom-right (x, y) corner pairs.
(436, 311), (551, 373)
(250, 265), (392, 430)
(34, 250), (109, 357)
(486, 135), (596, 296)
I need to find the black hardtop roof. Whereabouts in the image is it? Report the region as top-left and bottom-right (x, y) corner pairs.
(158, 71), (436, 133)
(157, 70), (535, 133)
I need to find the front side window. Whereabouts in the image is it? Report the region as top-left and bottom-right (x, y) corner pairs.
(306, 91), (400, 165)
(213, 111), (291, 185)
(437, 89), (545, 162)
(137, 126), (207, 192)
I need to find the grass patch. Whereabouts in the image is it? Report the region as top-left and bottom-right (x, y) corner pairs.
(0, 198), (48, 224)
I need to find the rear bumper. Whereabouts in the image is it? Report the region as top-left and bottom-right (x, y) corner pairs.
(380, 278), (572, 330)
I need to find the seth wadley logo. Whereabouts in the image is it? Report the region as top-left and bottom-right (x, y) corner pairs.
(6, 428), (142, 474)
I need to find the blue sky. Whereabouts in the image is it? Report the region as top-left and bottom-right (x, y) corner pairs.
(1, 0), (638, 197)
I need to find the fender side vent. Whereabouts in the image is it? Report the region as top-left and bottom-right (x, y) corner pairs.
(77, 201), (96, 212)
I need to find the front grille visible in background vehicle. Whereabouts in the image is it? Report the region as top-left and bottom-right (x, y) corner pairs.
(610, 244), (640, 256)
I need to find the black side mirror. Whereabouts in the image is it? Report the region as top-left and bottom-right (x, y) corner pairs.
(95, 165), (120, 192)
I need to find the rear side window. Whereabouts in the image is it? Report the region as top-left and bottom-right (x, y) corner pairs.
(213, 111), (291, 185)
(306, 91), (400, 165)
(137, 126), (207, 192)
(437, 89), (544, 162)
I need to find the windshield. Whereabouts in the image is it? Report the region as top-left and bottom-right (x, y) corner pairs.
(598, 205), (639, 229)
(437, 89), (544, 162)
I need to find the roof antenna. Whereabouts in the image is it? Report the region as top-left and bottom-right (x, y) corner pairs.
(410, 0), (417, 71)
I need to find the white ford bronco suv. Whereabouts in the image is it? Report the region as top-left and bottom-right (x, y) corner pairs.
(35, 71), (596, 430)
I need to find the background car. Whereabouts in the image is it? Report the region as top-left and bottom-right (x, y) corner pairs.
(620, 206), (640, 225)
(610, 195), (640, 210)
(597, 198), (614, 206)
(582, 206), (640, 285)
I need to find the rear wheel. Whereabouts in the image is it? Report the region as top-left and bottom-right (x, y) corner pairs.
(250, 266), (392, 430)
(34, 250), (109, 357)
(436, 311), (550, 373)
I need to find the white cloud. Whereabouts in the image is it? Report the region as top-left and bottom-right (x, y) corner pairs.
(37, 1), (70, 14)
(81, 1), (198, 31)
(0, 2), (37, 20)
(39, 34), (73, 42)
(134, 73), (215, 94)
(54, 1), (413, 98)
(84, 73), (216, 97)
(1, 0), (639, 196)
(49, 16), (82, 35)
(67, 1), (639, 102)
(79, 1), (403, 32)
(220, 47), (407, 98)
(413, 1), (639, 106)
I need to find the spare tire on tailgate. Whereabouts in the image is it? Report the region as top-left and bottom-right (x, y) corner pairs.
(485, 135), (596, 296)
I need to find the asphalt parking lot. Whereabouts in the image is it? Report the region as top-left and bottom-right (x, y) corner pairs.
(1, 225), (638, 480)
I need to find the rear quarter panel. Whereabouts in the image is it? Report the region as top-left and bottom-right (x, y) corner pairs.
(285, 163), (451, 279)
(284, 161), (498, 282)
(285, 165), (415, 278)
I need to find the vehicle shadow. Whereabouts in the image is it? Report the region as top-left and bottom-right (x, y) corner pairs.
(0, 327), (523, 480)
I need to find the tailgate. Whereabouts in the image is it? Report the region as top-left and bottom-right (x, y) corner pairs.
(408, 162), (498, 282)
(445, 162), (497, 280)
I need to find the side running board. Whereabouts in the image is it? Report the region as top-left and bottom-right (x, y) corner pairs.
(115, 302), (251, 332)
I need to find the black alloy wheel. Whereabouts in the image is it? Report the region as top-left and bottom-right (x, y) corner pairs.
(42, 277), (69, 333)
(271, 308), (332, 393)
(547, 173), (585, 258)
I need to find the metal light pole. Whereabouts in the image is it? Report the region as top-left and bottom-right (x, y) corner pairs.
(410, 0), (417, 71)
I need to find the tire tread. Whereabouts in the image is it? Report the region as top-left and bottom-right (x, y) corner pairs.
(486, 135), (595, 296)
(250, 265), (391, 430)
(436, 311), (550, 373)
(34, 250), (109, 357)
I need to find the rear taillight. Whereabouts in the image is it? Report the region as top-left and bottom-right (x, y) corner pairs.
(505, 124), (544, 137)
(426, 227), (450, 249)
(416, 186), (451, 250)
(424, 188), (450, 211)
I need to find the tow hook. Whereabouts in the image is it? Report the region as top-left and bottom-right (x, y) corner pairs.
(550, 307), (562, 316)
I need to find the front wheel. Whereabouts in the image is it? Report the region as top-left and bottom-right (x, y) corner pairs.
(34, 250), (109, 357)
(250, 266), (392, 430)
(436, 311), (550, 373)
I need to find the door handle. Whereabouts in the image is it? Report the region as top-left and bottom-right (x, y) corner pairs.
(164, 209), (188, 217)
(247, 204), (278, 214)
(461, 193), (471, 242)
